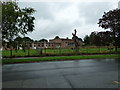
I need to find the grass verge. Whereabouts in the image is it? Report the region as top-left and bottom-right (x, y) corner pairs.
(2, 54), (120, 64)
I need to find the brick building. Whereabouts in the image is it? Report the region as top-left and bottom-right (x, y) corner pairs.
(32, 42), (55, 49)
(2, 36), (83, 50)
(49, 37), (75, 48)
(28, 36), (77, 49)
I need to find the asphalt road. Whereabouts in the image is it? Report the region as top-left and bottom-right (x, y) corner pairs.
(2, 58), (120, 88)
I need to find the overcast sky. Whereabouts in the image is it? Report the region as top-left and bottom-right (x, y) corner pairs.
(18, 0), (119, 40)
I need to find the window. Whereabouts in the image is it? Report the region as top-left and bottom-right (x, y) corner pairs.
(42, 44), (44, 47)
(30, 45), (32, 47)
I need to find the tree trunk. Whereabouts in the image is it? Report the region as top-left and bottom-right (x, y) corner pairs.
(15, 42), (18, 53)
(44, 48), (46, 55)
(10, 40), (12, 57)
(59, 47), (61, 55)
(28, 46), (30, 56)
(113, 29), (117, 52)
(115, 46), (117, 52)
(10, 46), (12, 57)
(99, 46), (101, 53)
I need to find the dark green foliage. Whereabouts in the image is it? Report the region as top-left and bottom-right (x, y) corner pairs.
(89, 32), (101, 46)
(2, 1), (35, 56)
(14, 36), (34, 52)
(2, 1), (36, 41)
(22, 37), (34, 42)
(97, 31), (113, 46)
(98, 8), (120, 51)
(84, 35), (90, 45)
(54, 36), (60, 39)
(84, 31), (114, 46)
(39, 39), (48, 43)
(2, 1), (19, 40)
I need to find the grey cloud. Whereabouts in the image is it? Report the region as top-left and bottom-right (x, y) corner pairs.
(32, 20), (75, 40)
(19, 2), (54, 20)
(78, 2), (111, 24)
(19, 2), (73, 20)
(18, 2), (116, 40)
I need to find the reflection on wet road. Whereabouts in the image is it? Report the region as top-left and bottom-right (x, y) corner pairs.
(2, 58), (120, 88)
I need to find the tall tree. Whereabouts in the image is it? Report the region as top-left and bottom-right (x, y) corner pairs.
(23, 37), (34, 55)
(98, 8), (120, 51)
(39, 39), (48, 43)
(2, 1), (36, 56)
(89, 32), (101, 46)
(97, 31), (113, 46)
(14, 36), (23, 51)
(22, 37), (34, 42)
(83, 35), (90, 45)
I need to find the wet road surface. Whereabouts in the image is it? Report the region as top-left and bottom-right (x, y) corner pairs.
(2, 58), (120, 88)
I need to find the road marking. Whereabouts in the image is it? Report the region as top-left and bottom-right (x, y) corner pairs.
(112, 81), (120, 85)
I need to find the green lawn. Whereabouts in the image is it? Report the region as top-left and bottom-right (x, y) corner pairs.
(2, 54), (120, 64)
(79, 48), (116, 53)
(2, 49), (39, 57)
(2, 47), (120, 57)
(42, 47), (120, 55)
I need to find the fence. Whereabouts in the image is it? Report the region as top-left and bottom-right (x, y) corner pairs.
(2, 46), (119, 57)
(42, 46), (116, 55)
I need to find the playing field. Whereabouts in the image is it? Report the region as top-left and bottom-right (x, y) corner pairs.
(2, 47), (120, 57)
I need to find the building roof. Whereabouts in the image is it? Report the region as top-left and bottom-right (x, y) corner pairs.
(49, 37), (74, 41)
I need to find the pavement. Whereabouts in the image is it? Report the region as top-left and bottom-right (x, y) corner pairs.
(2, 58), (120, 88)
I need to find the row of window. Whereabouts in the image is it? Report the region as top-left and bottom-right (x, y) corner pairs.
(34, 44), (54, 47)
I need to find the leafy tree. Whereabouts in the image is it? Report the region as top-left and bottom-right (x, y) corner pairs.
(78, 38), (83, 42)
(14, 36), (23, 51)
(54, 36), (60, 39)
(98, 8), (120, 51)
(22, 37), (34, 53)
(83, 35), (90, 45)
(97, 31), (113, 46)
(14, 36), (33, 52)
(39, 39), (48, 43)
(2, 1), (36, 56)
(84, 31), (114, 47)
(89, 32), (101, 46)
(35, 40), (39, 42)
(22, 37), (34, 42)
(2, 40), (6, 50)
(14, 36), (23, 43)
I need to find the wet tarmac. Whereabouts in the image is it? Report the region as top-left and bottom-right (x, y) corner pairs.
(2, 58), (120, 88)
